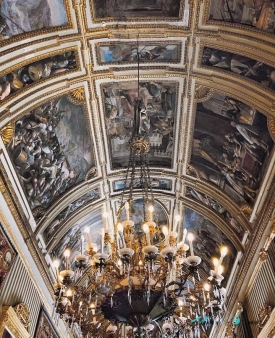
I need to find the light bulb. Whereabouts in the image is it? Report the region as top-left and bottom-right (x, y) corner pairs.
(66, 289), (73, 297)
(63, 249), (71, 258)
(148, 205), (154, 213)
(89, 302), (95, 309)
(218, 265), (224, 275)
(52, 260), (60, 268)
(187, 233), (194, 242)
(143, 223), (149, 233)
(103, 211), (108, 218)
(84, 227), (90, 233)
(178, 299), (184, 307)
(220, 246), (228, 257)
(204, 283), (210, 292)
(175, 215), (181, 222)
(117, 223), (123, 232)
(212, 257), (219, 267)
(117, 259), (122, 267)
(162, 226), (169, 236)
(138, 260), (143, 266)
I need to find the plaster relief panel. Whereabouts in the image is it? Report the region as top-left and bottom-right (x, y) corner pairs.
(190, 92), (274, 205)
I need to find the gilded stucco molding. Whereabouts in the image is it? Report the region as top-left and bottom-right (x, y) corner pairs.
(215, 182), (275, 337)
(0, 306), (31, 338)
(194, 84), (213, 102)
(0, 166), (54, 294)
(258, 307), (275, 338)
(0, 122), (14, 146)
(13, 303), (31, 331)
(201, 0), (275, 43)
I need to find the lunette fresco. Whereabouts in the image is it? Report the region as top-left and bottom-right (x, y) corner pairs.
(8, 95), (95, 213)
(202, 47), (275, 92)
(190, 92), (273, 205)
(208, 0), (275, 34)
(42, 189), (99, 243)
(0, 51), (76, 101)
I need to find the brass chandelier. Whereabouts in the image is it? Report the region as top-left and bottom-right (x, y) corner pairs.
(51, 46), (228, 338)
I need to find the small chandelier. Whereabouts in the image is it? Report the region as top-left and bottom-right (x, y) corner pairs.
(52, 46), (228, 338)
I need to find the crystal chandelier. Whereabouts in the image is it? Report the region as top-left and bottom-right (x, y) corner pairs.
(51, 45), (228, 338)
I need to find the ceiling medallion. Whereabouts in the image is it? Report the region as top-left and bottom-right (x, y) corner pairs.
(52, 42), (228, 338)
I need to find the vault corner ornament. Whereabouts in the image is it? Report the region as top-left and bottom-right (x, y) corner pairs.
(267, 117), (275, 143)
(13, 303), (31, 330)
(259, 248), (268, 262)
(68, 87), (85, 104)
(194, 85), (212, 102)
(0, 122), (15, 146)
(85, 166), (97, 180)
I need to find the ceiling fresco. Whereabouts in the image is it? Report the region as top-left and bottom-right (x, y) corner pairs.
(182, 207), (237, 283)
(91, 0), (183, 19)
(0, 51), (76, 102)
(190, 92), (273, 205)
(0, 0), (67, 38)
(207, 0), (275, 33)
(50, 209), (103, 269)
(112, 177), (173, 192)
(103, 81), (177, 168)
(186, 187), (245, 237)
(202, 47), (275, 91)
(1, 1), (275, 335)
(7, 94), (95, 212)
(41, 188), (99, 244)
(96, 41), (181, 64)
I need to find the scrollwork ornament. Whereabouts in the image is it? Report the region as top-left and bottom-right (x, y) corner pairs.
(68, 87), (86, 105)
(85, 166), (98, 180)
(194, 85), (212, 102)
(13, 303), (31, 330)
(259, 248), (268, 262)
(0, 122), (15, 146)
(258, 303), (273, 332)
(225, 323), (234, 338)
(267, 117), (275, 143)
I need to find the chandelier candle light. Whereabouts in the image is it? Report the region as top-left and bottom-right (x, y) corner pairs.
(51, 43), (228, 338)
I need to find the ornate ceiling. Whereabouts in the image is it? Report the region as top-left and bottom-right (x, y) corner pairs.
(0, 1), (275, 336)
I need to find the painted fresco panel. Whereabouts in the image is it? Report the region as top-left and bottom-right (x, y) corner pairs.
(0, 223), (16, 291)
(181, 208), (237, 282)
(190, 93), (273, 205)
(96, 42), (181, 64)
(202, 47), (275, 92)
(92, 0), (183, 19)
(50, 210), (103, 269)
(42, 189), (99, 243)
(34, 307), (59, 338)
(103, 81), (177, 168)
(0, 52), (76, 102)
(186, 187), (244, 236)
(8, 95), (95, 212)
(0, 0), (68, 39)
(208, 0), (275, 34)
(113, 177), (172, 191)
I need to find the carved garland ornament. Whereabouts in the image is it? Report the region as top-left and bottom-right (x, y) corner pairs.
(258, 303), (273, 333)
(0, 306), (30, 338)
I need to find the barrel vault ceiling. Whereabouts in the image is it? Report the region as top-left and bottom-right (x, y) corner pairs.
(0, 1), (275, 336)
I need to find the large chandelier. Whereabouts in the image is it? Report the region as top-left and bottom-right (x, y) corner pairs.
(51, 46), (228, 338)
